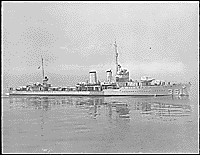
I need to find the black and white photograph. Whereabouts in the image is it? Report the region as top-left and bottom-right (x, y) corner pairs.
(2, 1), (199, 153)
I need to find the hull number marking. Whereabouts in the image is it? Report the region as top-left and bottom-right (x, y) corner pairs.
(168, 89), (181, 94)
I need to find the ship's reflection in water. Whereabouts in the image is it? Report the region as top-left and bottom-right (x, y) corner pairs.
(8, 95), (191, 121)
(5, 95), (194, 153)
(132, 96), (192, 120)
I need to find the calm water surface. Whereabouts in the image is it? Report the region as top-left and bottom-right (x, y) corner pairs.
(2, 95), (198, 153)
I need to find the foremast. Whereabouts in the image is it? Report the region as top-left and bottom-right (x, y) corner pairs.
(41, 55), (45, 80)
(40, 56), (50, 90)
(114, 40), (119, 77)
(113, 40), (130, 86)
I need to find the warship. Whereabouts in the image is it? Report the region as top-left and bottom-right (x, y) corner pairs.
(8, 41), (191, 96)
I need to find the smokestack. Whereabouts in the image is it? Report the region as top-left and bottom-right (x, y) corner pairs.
(106, 70), (112, 83)
(89, 71), (97, 84)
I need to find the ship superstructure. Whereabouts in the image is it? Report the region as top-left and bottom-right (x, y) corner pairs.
(8, 41), (191, 96)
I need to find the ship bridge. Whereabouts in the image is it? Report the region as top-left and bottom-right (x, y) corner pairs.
(116, 64), (129, 83)
(115, 64), (130, 87)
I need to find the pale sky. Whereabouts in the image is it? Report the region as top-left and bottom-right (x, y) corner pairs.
(2, 2), (199, 92)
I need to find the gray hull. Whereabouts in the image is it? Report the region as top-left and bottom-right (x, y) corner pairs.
(8, 84), (190, 96)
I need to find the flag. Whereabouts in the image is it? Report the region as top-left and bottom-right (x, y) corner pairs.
(38, 66), (41, 69)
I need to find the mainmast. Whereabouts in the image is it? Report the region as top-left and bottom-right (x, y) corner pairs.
(41, 55), (45, 80)
(114, 40), (118, 76)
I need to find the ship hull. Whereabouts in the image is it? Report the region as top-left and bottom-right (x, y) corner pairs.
(8, 84), (190, 96)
